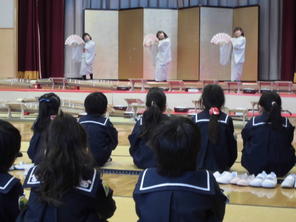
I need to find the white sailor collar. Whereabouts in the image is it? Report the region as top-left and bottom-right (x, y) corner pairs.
(79, 116), (109, 126)
(194, 112), (229, 124)
(135, 168), (215, 195)
(24, 166), (101, 198)
(0, 173), (20, 194)
(252, 116), (288, 128)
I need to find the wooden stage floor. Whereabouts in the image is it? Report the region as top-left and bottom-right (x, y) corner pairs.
(9, 120), (296, 222)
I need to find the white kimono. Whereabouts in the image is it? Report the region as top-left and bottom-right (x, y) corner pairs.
(230, 36), (246, 81)
(219, 36), (246, 81)
(155, 38), (172, 81)
(80, 40), (96, 77)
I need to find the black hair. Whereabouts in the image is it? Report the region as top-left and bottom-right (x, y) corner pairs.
(156, 31), (168, 40)
(82, 33), (92, 41)
(258, 91), (282, 129)
(149, 116), (200, 177)
(0, 120), (21, 173)
(32, 93), (60, 133)
(140, 87), (167, 139)
(233, 27), (245, 36)
(201, 84), (225, 144)
(35, 112), (94, 206)
(84, 92), (108, 115)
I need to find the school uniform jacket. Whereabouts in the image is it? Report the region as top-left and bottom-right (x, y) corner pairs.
(0, 173), (24, 222)
(28, 132), (44, 164)
(193, 111), (237, 172)
(19, 166), (116, 222)
(129, 116), (168, 169)
(79, 115), (118, 166)
(241, 114), (295, 177)
(133, 168), (227, 222)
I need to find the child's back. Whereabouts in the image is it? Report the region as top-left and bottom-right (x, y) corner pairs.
(19, 113), (116, 221)
(241, 91), (296, 177)
(193, 84), (237, 172)
(193, 110), (237, 172)
(133, 116), (227, 222)
(28, 93), (60, 164)
(21, 167), (115, 222)
(129, 87), (167, 169)
(134, 168), (226, 222)
(79, 114), (118, 166)
(129, 114), (168, 169)
(79, 92), (118, 166)
(242, 115), (295, 176)
(0, 120), (24, 222)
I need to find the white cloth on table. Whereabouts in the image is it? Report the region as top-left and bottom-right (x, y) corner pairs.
(80, 40), (96, 76)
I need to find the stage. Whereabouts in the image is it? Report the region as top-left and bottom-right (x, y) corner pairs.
(0, 79), (296, 116)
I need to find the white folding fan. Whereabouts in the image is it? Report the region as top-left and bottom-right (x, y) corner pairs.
(210, 33), (232, 45)
(143, 34), (158, 47)
(65, 34), (85, 46)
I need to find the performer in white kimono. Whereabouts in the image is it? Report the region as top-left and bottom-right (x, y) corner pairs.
(230, 27), (246, 81)
(154, 31), (172, 82)
(80, 33), (96, 80)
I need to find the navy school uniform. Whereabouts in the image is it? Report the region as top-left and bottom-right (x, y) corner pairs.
(133, 168), (227, 222)
(241, 114), (296, 177)
(192, 111), (237, 172)
(129, 116), (166, 169)
(19, 166), (116, 222)
(0, 172), (24, 222)
(79, 115), (118, 166)
(27, 132), (44, 164)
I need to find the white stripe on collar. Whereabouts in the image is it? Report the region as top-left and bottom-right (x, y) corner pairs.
(0, 177), (16, 190)
(27, 166), (97, 193)
(139, 169), (210, 192)
(195, 114), (229, 124)
(252, 117), (289, 128)
(80, 118), (108, 126)
(139, 117), (143, 126)
(27, 166), (40, 185)
(76, 169), (97, 193)
(284, 117), (288, 128)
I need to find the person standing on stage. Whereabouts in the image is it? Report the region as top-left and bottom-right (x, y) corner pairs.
(154, 31), (172, 82)
(80, 33), (96, 80)
(230, 27), (246, 81)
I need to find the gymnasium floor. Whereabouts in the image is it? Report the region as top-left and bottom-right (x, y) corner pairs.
(8, 117), (296, 222)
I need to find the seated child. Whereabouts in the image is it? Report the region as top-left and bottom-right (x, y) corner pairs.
(20, 113), (116, 221)
(242, 91), (295, 177)
(79, 92), (118, 166)
(0, 120), (24, 222)
(129, 87), (168, 169)
(28, 93), (60, 164)
(133, 116), (227, 222)
(193, 84), (237, 172)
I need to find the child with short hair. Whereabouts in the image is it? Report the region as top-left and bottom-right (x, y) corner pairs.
(242, 91), (295, 177)
(193, 84), (237, 172)
(0, 120), (24, 222)
(28, 93), (60, 164)
(20, 113), (116, 221)
(133, 116), (227, 222)
(129, 87), (168, 169)
(79, 92), (118, 166)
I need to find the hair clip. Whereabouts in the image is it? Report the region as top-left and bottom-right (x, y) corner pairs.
(209, 107), (220, 116)
(39, 98), (50, 103)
